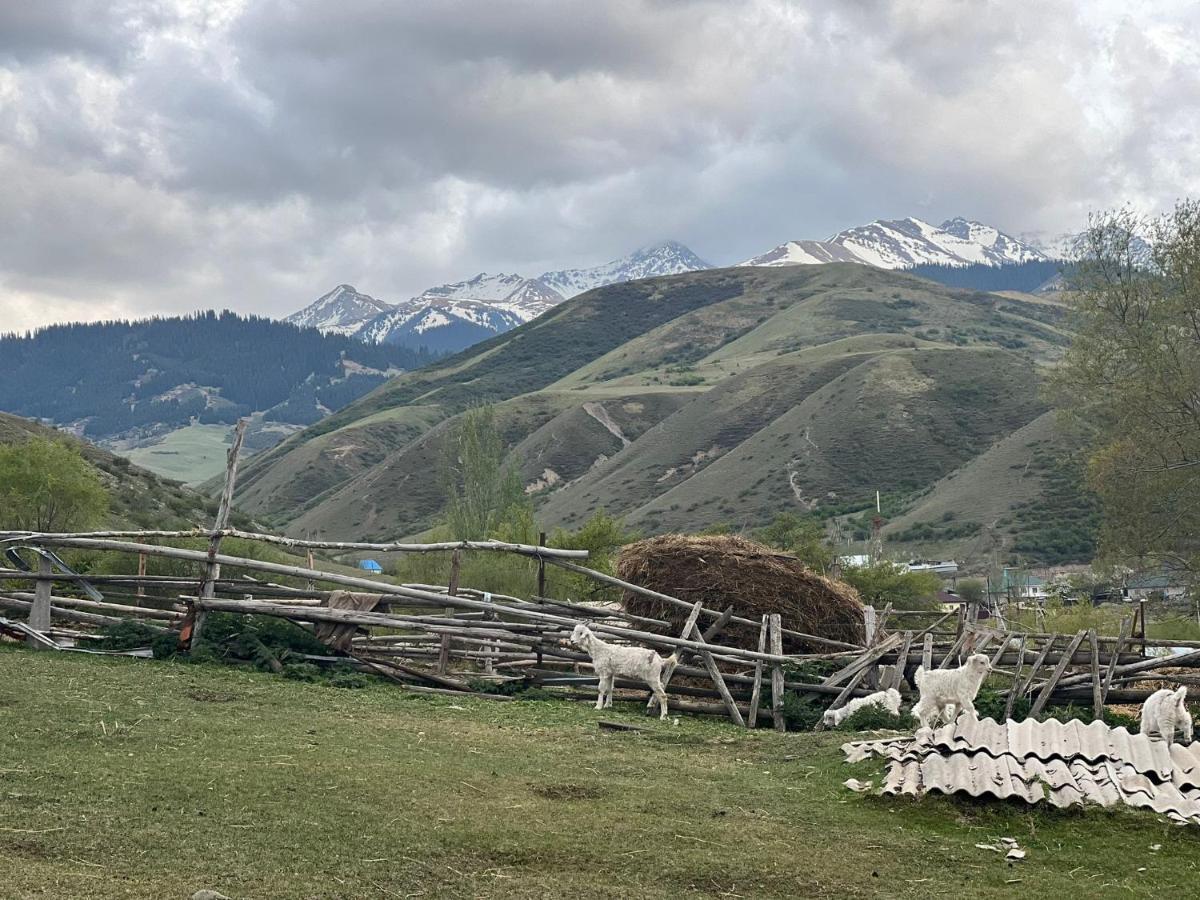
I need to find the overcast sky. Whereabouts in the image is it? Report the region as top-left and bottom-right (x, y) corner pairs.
(2, 0), (1198, 332)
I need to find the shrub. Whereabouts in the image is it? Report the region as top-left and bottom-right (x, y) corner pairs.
(837, 705), (908, 731)
(780, 691), (825, 730)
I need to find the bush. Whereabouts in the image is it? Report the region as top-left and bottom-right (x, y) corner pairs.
(780, 691), (826, 730)
(837, 705), (908, 731)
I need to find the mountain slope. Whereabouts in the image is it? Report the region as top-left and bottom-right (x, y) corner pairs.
(0, 412), (218, 530)
(742, 217), (1047, 269)
(0, 313), (437, 484)
(285, 284), (392, 336)
(235, 263), (1082, 565)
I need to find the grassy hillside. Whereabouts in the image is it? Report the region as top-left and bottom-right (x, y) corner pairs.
(235, 264), (1082, 564)
(2, 647), (1192, 899)
(0, 412), (217, 529)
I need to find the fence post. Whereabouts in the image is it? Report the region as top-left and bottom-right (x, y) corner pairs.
(29, 555), (53, 642)
(193, 418), (248, 645)
(136, 552), (146, 601)
(769, 614), (786, 733)
(535, 532), (546, 670)
(436, 549), (461, 674)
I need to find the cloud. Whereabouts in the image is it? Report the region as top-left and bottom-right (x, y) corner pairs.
(1, 0), (1199, 330)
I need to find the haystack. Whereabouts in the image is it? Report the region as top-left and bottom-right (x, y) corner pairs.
(617, 534), (865, 652)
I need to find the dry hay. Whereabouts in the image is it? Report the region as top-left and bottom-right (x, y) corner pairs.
(616, 534), (865, 652)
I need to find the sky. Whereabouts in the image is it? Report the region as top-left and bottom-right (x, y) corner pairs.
(2, 0), (1199, 333)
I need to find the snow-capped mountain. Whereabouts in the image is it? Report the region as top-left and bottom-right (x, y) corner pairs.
(539, 240), (712, 298)
(286, 240), (709, 355)
(355, 273), (563, 353)
(741, 218), (1048, 270)
(285, 284), (392, 336)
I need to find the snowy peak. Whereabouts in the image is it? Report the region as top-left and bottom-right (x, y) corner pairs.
(539, 240), (712, 298)
(741, 217), (1048, 270)
(286, 285), (393, 336)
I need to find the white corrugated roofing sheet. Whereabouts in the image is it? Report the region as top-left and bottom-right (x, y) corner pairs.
(844, 717), (1200, 825)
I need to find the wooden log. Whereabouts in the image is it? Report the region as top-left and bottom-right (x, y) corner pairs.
(0, 529), (591, 559)
(6, 591), (182, 621)
(989, 632), (1015, 670)
(922, 633), (933, 672)
(937, 631), (969, 669)
(748, 615), (768, 728)
(547, 558), (863, 651)
(687, 620), (746, 727)
(823, 634), (903, 688)
(194, 417), (247, 644)
(769, 614), (785, 733)
(1102, 616), (1133, 703)
(0, 594), (167, 631)
(29, 555), (53, 639)
(1029, 630), (1087, 717)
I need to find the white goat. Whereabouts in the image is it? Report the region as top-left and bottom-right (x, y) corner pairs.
(569, 623), (679, 720)
(1140, 686), (1194, 745)
(822, 687), (902, 728)
(911, 654), (991, 729)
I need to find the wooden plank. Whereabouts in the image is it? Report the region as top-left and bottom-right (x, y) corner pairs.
(921, 633), (933, 672)
(1029, 630), (1087, 717)
(888, 631), (913, 691)
(823, 633), (902, 688)
(660, 602), (705, 694)
(192, 417), (248, 644)
(990, 632), (1015, 670)
(1102, 616), (1133, 703)
(748, 615), (768, 729)
(1088, 629), (1103, 719)
(769, 614), (786, 733)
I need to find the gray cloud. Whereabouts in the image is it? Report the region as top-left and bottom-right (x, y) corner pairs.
(2, 0), (1199, 333)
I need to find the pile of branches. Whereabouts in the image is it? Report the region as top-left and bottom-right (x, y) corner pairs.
(617, 533), (865, 652)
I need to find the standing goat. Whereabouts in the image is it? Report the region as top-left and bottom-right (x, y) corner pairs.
(569, 623), (679, 720)
(911, 654), (991, 729)
(822, 687), (902, 728)
(1140, 687), (1194, 745)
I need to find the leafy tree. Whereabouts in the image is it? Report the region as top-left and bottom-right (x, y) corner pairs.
(840, 561), (941, 610)
(753, 512), (833, 572)
(1051, 202), (1200, 582)
(0, 438), (109, 531)
(956, 578), (986, 604)
(443, 405), (530, 540)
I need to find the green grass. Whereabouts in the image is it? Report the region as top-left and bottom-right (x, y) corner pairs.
(2, 646), (1198, 898)
(119, 423), (235, 485)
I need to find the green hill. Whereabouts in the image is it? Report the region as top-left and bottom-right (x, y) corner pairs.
(234, 263), (1086, 566)
(0, 412), (218, 530)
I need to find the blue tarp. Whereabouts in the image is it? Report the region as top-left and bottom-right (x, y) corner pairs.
(358, 559), (383, 573)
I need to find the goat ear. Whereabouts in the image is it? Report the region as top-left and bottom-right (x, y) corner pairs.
(1177, 686), (1189, 702)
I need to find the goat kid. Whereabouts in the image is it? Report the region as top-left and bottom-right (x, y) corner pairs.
(911, 653), (991, 729)
(1140, 686), (1194, 745)
(822, 687), (902, 728)
(569, 623), (679, 720)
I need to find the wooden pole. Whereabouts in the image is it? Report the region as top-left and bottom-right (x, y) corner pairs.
(193, 417), (248, 644)
(748, 615), (768, 728)
(436, 549), (461, 675)
(769, 614), (786, 732)
(888, 631), (913, 691)
(29, 555), (53, 642)
(1008, 633), (1056, 719)
(921, 633), (933, 672)
(1088, 629), (1103, 720)
(687, 621), (746, 727)
(537, 532), (547, 597)
(136, 552), (146, 600)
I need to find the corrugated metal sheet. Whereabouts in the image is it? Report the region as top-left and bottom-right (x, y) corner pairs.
(844, 717), (1200, 825)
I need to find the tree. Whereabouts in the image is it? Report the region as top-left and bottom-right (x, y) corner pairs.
(443, 405), (530, 540)
(956, 578), (986, 604)
(753, 512), (832, 572)
(1051, 202), (1200, 582)
(839, 561), (941, 610)
(0, 438), (109, 532)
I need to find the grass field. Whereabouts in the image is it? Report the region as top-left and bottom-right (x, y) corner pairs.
(2, 647), (1198, 898)
(119, 424), (234, 485)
